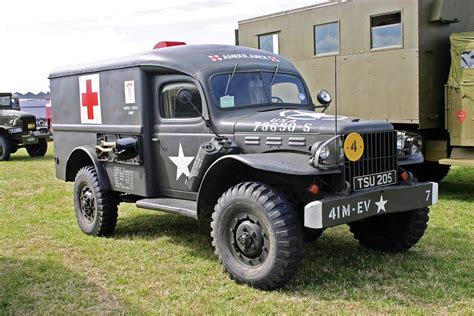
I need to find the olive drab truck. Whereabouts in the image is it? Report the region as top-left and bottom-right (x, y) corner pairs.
(237, 0), (474, 182)
(0, 92), (53, 161)
(50, 42), (438, 290)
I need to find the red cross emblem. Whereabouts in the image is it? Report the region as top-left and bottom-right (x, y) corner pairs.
(82, 80), (98, 119)
(208, 55), (222, 62)
(79, 74), (102, 124)
(457, 110), (467, 124)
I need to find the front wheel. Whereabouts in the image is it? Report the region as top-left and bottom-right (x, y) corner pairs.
(211, 182), (303, 290)
(348, 207), (429, 252)
(74, 166), (118, 236)
(0, 134), (12, 161)
(26, 139), (48, 157)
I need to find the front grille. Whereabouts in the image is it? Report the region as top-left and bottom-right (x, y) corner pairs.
(21, 117), (36, 134)
(343, 131), (398, 189)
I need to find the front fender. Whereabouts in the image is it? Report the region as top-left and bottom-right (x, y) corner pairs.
(196, 152), (340, 217)
(212, 152), (341, 176)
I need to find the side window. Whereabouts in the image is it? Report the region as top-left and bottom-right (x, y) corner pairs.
(160, 82), (202, 119)
(314, 22), (340, 55)
(258, 32), (279, 54)
(461, 51), (474, 69)
(371, 12), (402, 49)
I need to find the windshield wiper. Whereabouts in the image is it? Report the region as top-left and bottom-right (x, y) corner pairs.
(224, 63), (238, 95)
(269, 62), (280, 87)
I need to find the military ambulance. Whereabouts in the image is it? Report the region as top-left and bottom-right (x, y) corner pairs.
(50, 43), (437, 289)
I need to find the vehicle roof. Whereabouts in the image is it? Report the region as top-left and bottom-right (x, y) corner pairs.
(49, 44), (295, 79)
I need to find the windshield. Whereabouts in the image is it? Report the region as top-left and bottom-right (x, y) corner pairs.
(211, 71), (309, 109)
(0, 96), (11, 109)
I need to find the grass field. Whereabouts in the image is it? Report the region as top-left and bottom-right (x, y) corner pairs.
(1, 147), (473, 314)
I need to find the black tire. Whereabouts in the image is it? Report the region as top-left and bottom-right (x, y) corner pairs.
(74, 166), (118, 236)
(211, 182), (303, 290)
(348, 207), (429, 252)
(303, 227), (324, 243)
(0, 134), (12, 161)
(406, 161), (450, 183)
(26, 139), (48, 157)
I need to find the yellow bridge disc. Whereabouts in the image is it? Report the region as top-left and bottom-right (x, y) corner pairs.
(344, 132), (364, 162)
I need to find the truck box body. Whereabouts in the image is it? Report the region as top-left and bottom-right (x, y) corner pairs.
(238, 0), (474, 130)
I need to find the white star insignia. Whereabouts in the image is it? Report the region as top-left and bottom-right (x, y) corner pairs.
(169, 143), (195, 181)
(375, 195), (388, 213)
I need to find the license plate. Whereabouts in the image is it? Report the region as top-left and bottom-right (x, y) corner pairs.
(353, 170), (397, 191)
(28, 123), (35, 129)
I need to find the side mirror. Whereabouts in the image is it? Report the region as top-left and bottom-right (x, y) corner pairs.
(177, 89), (193, 104)
(316, 90), (332, 106)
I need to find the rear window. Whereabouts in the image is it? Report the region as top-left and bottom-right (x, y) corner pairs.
(371, 12), (402, 49)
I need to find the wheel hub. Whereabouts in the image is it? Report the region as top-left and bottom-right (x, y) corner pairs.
(234, 218), (264, 259)
(80, 187), (95, 222)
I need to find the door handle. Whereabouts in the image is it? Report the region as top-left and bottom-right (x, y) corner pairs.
(152, 138), (160, 142)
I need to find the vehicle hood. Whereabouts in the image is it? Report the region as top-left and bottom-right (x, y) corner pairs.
(0, 109), (36, 119)
(232, 109), (393, 135)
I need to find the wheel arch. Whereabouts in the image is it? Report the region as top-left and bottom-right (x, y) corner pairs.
(197, 157), (253, 218)
(65, 145), (111, 190)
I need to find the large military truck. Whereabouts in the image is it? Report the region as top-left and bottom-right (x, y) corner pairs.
(50, 43), (437, 289)
(237, 0), (474, 182)
(0, 92), (53, 161)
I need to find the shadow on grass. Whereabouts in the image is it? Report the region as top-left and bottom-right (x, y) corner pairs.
(439, 180), (474, 202)
(0, 257), (125, 314)
(114, 213), (215, 260)
(113, 213), (470, 303)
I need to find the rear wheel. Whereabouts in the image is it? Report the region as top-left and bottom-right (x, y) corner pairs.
(211, 182), (303, 290)
(74, 166), (118, 236)
(348, 208), (429, 252)
(26, 139), (48, 157)
(0, 134), (12, 161)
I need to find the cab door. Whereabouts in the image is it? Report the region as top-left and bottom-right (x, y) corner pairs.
(153, 75), (214, 200)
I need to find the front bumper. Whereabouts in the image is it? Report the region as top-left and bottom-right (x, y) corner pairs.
(20, 131), (54, 145)
(304, 182), (438, 229)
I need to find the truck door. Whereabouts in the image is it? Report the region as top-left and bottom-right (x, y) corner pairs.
(153, 75), (214, 199)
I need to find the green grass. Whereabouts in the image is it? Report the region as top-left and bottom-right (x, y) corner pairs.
(1, 147), (473, 314)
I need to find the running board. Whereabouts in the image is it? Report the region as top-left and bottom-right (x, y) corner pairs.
(136, 198), (198, 219)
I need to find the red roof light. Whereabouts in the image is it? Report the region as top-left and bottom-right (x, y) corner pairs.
(153, 41), (186, 49)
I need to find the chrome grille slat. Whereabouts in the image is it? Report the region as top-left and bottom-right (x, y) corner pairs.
(343, 131), (398, 190)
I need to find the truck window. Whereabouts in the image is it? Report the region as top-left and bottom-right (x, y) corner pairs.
(258, 33), (279, 54)
(314, 22), (340, 55)
(211, 72), (309, 109)
(461, 51), (474, 69)
(371, 12), (402, 49)
(0, 96), (11, 108)
(160, 82), (202, 119)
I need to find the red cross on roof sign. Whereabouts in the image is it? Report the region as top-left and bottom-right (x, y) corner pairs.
(79, 74), (102, 124)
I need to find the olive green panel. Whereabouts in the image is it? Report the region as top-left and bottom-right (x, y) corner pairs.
(446, 84), (474, 146)
(239, 0), (474, 129)
(292, 57), (336, 106)
(336, 49), (419, 122)
(238, 0), (420, 122)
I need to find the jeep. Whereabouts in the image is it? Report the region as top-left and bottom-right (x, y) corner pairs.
(49, 43), (437, 289)
(0, 92), (53, 161)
